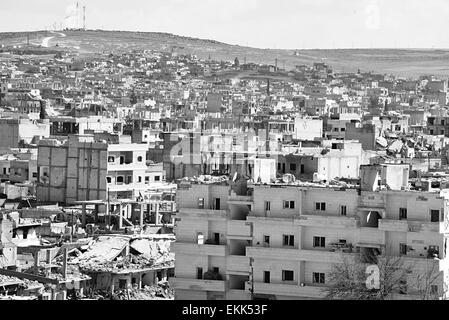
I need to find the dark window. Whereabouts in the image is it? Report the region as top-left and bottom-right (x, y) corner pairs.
(313, 237), (326, 248)
(289, 163), (297, 171)
(106, 177), (112, 184)
(264, 271), (270, 283)
(197, 267), (203, 280)
(263, 235), (270, 246)
(137, 156), (143, 162)
(284, 201), (295, 209)
(214, 198), (221, 210)
(431, 285), (439, 295)
(108, 156), (115, 163)
(340, 205), (347, 216)
(283, 235), (294, 247)
(155, 176), (161, 181)
(282, 270), (294, 281)
(213, 267), (219, 274)
(118, 279), (127, 289)
(400, 243), (407, 255)
(300, 164), (305, 174)
(431, 210), (440, 222)
(399, 208), (407, 220)
(315, 202), (326, 211)
(214, 233), (220, 245)
(265, 201), (271, 211)
(138, 176), (142, 183)
(313, 272), (325, 284)
(198, 198), (204, 209)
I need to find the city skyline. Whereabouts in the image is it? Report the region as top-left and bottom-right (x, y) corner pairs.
(2, 0), (449, 50)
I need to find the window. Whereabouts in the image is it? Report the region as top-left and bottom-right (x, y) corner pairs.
(2, 168), (6, 175)
(155, 176), (161, 181)
(116, 176), (124, 184)
(108, 156), (115, 163)
(283, 201), (295, 209)
(145, 176), (150, 184)
(264, 271), (270, 283)
(315, 202), (326, 211)
(214, 233), (220, 245)
(399, 208), (407, 220)
(137, 156), (143, 162)
(340, 205), (347, 216)
(282, 270), (294, 281)
(431, 285), (439, 295)
(265, 201), (271, 211)
(118, 279), (127, 289)
(289, 163), (297, 171)
(197, 267), (203, 280)
(32, 172), (38, 178)
(106, 177), (112, 184)
(198, 198), (204, 209)
(300, 164), (305, 174)
(263, 235), (270, 247)
(313, 272), (325, 284)
(127, 176), (133, 184)
(400, 243), (407, 255)
(431, 210), (440, 222)
(313, 237), (326, 248)
(213, 267), (219, 274)
(277, 163), (281, 171)
(283, 235), (294, 247)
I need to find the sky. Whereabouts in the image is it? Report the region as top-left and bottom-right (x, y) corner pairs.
(2, 0), (449, 49)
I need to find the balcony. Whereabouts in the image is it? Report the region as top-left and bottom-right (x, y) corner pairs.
(359, 193), (386, 211)
(379, 219), (445, 234)
(246, 247), (356, 264)
(177, 208), (229, 220)
(172, 242), (226, 257)
(356, 228), (385, 248)
(227, 256), (250, 274)
(228, 194), (253, 205)
(299, 215), (358, 228)
(245, 282), (327, 299)
(227, 289), (251, 300)
(107, 163), (148, 172)
(171, 278), (226, 292)
(227, 220), (252, 238)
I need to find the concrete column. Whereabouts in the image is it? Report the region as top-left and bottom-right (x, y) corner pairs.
(33, 252), (39, 275)
(105, 202), (109, 229)
(140, 204), (144, 227)
(156, 203), (160, 225)
(82, 204), (87, 227)
(118, 204), (123, 229)
(62, 248), (68, 280)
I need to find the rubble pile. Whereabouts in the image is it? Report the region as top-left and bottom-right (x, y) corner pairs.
(88, 284), (174, 300)
(179, 175), (229, 184)
(0, 274), (42, 289)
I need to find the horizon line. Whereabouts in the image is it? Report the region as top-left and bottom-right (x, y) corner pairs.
(1, 28), (449, 52)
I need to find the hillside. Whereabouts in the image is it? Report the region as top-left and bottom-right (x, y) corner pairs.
(1, 30), (449, 78)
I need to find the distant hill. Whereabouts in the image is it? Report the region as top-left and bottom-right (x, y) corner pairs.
(1, 30), (449, 78)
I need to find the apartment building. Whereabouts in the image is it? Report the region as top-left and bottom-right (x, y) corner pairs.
(172, 166), (449, 300)
(36, 135), (157, 204)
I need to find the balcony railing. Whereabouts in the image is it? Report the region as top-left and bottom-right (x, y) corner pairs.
(171, 278), (226, 292)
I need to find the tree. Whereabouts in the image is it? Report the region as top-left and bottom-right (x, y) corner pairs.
(326, 253), (412, 300)
(413, 259), (444, 300)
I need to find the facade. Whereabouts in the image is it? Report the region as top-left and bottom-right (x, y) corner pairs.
(172, 167), (449, 300)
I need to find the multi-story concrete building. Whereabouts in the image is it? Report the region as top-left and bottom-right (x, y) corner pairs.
(172, 166), (449, 300)
(36, 135), (156, 204)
